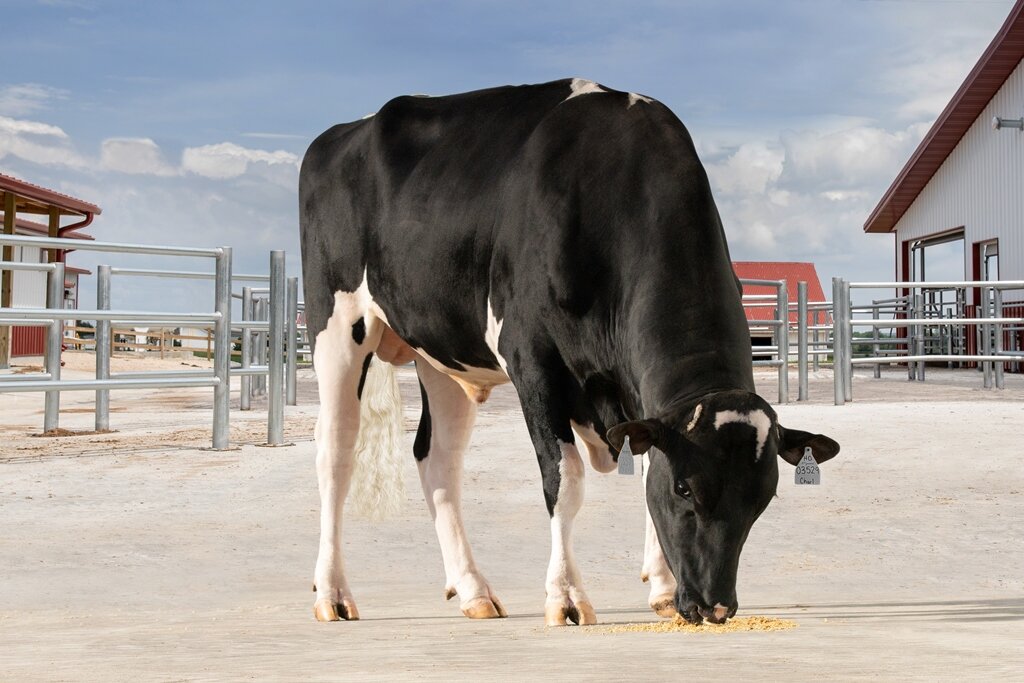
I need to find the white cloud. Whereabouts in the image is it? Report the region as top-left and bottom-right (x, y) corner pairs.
(0, 115), (86, 168)
(100, 137), (178, 176)
(0, 115), (68, 138)
(0, 83), (68, 117)
(181, 142), (299, 179)
(706, 141), (784, 196)
(779, 125), (923, 191)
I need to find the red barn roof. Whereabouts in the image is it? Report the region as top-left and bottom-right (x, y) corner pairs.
(864, 0), (1024, 233)
(733, 261), (827, 323)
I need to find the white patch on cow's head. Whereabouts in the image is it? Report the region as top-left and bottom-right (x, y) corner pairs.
(627, 92), (653, 108)
(485, 297), (507, 373)
(564, 78), (607, 101)
(686, 403), (703, 433)
(713, 409), (772, 461)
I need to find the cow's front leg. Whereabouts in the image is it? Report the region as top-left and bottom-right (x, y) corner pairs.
(511, 353), (597, 626)
(641, 452), (678, 617)
(414, 359), (506, 619)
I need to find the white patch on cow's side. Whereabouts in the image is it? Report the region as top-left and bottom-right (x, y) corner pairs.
(361, 112), (376, 119)
(686, 403), (703, 433)
(546, 441), (591, 611)
(484, 298), (508, 373)
(415, 358), (497, 609)
(564, 78), (607, 101)
(570, 420), (616, 473)
(627, 92), (653, 108)
(713, 409), (772, 460)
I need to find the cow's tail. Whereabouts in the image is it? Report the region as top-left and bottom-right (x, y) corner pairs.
(348, 356), (406, 520)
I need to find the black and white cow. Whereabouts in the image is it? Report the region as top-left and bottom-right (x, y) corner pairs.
(299, 78), (839, 626)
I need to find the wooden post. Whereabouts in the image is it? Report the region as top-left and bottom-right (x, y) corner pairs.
(1, 191), (16, 368)
(47, 205), (61, 263)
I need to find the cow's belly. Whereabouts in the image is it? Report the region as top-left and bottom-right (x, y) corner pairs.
(375, 322), (510, 404)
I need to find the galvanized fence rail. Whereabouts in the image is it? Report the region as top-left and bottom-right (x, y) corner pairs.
(0, 234), (298, 448)
(831, 278), (1024, 405)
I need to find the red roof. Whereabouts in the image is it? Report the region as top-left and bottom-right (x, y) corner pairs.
(864, 0), (1024, 233)
(0, 172), (101, 217)
(733, 261), (827, 323)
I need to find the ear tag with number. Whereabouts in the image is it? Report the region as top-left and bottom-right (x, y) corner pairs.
(794, 446), (820, 485)
(618, 435), (635, 475)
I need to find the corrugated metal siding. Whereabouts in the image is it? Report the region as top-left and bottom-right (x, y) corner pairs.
(11, 326), (44, 357)
(896, 57), (1024, 299)
(10, 246), (47, 308)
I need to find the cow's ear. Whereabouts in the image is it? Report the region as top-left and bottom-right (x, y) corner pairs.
(777, 427), (840, 466)
(607, 419), (665, 455)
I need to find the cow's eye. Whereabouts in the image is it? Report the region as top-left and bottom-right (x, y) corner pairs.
(674, 479), (692, 499)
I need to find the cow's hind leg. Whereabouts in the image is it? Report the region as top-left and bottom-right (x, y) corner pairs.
(509, 350), (597, 626)
(311, 292), (384, 622)
(415, 358), (506, 619)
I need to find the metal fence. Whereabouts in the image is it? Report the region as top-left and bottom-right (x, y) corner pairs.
(831, 278), (1024, 405)
(0, 233), (298, 448)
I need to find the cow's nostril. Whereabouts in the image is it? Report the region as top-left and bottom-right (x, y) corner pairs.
(713, 603), (729, 622)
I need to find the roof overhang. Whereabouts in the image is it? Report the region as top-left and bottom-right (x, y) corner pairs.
(864, 0), (1024, 234)
(0, 173), (101, 218)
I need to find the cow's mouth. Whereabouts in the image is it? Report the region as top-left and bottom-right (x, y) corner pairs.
(678, 595), (737, 625)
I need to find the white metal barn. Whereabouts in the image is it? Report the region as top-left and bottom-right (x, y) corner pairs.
(865, 0), (1024, 299)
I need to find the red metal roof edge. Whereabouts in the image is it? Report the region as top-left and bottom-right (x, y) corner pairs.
(864, 0), (1024, 234)
(0, 172), (102, 216)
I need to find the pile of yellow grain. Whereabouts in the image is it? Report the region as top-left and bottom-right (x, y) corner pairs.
(591, 615), (797, 634)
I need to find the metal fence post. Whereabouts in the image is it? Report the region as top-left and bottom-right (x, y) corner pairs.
(843, 279), (853, 402)
(240, 286), (252, 411)
(994, 287), (1005, 389)
(797, 281), (808, 401)
(914, 292), (926, 382)
(256, 298), (268, 396)
(95, 265), (111, 431)
(286, 276), (298, 406)
(832, 277), (844, 406)
(812, 308), (821, 371)
(267, 250), (285, 445)
(872, 302), (881, 379)
(981, 288), (992, 388)
(212, 247), (232, 450)
(777, 280), (789, 404)
(43, 262), (64, 432)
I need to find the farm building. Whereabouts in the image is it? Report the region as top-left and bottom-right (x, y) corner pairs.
(734, 261), (827, 355)
(0, 173), (100, 365)
(865, 0), (1024, 301)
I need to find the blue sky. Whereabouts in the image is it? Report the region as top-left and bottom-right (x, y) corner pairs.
(0, 0), (1016, 309)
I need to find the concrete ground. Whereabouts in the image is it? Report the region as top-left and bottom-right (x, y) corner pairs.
(1, 354), (1022, 681)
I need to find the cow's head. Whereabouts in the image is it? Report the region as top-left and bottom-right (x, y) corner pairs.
(608, 390), (839, 624)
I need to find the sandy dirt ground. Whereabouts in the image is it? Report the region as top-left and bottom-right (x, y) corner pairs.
(1, 353), (1022, 681)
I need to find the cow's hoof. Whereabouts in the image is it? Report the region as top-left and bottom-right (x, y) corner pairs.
(650, 597), (678, 618)
(461, 595), (508, 619)
(313, 597), (360, 622)
(545, 599), (597, 626)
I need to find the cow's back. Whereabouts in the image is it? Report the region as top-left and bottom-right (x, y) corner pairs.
(300, 79), (751, 400)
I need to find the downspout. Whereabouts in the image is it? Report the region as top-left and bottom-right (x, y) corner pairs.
(55, 212), (94, 265)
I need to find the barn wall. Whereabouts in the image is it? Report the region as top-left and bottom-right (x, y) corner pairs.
(895, 57), (1024, 300)
(10, 246), (47, 308)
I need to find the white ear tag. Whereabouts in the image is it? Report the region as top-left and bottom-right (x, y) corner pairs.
(794, 446), (820, 485)
(618, 435), (635, 475)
